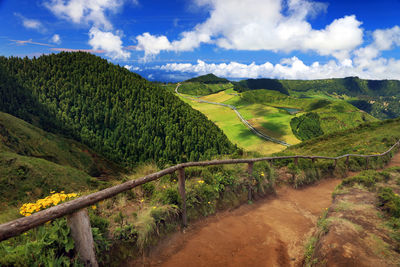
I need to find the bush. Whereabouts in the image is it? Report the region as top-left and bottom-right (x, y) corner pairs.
(377, 187), (400, 218)
(342, 170), (389, 189)
(290, 112), (324, 141)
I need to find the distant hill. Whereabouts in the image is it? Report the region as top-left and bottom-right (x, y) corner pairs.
(0, 53), (237, 166)
(233, 78), (290, 95)
(185, 73), (230, 84)
(232, 77), (400, 119)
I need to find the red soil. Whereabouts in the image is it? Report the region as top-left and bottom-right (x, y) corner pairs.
(131, 178), (340, 267)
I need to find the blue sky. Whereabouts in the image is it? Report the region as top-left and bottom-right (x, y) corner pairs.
(1, 0), (400, 81)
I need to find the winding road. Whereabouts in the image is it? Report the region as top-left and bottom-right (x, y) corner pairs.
(175, 83), (291, 146)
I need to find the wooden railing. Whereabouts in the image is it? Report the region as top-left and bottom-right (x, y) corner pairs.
(1, 139), (399, 266)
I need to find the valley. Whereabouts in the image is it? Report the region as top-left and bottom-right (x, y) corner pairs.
(0, 54), (400, 266)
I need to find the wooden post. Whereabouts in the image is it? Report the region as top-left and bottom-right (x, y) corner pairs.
(247, 162), (254, 201)
(294, 157), (298, 166)
(177, 168), (187, 227)
(366, 157), (369, 170)
(67, 209), (98, 267)
(333, 159), (337, 169)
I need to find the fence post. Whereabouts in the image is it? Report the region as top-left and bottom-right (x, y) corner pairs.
(333, 159), (337, 169)
(247, 162), (254, 201)
(67, 209), (98, 267)
(294, 157), (298, 166)
(177, 168), (187, 227)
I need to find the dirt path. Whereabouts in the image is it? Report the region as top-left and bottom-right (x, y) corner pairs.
(132, 178), (341, 267)
(130, 153), (400, 267)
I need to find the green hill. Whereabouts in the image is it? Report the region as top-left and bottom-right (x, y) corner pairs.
(0, 112), (117, 208)
(0, 53), (236, 166)
(233, 77), (400, 120)
(185, 73), (230, 84)
(281, 118), (400, 157)
(178, 82), (234, 96)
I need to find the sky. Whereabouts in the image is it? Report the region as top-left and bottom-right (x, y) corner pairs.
(1, 0), (400, 82)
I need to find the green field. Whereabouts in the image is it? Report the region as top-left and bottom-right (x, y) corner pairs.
(176, 84), (378, 155)
(179, 95), (287, 155)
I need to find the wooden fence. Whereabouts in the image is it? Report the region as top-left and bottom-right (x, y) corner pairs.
(1, 139), (399, 266)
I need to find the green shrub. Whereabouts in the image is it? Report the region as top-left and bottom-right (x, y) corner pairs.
(290, 112), (324, 141)
(341, 170), (388, 189)
(141, 182), (155, 198)
(377, 187), (400, 218)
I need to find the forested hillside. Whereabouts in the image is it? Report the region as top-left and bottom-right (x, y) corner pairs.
(185, 73), (230, 84)
(0, 53), (236, 166)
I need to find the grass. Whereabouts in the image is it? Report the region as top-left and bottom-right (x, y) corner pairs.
(178, 85), (378, 156)
(180, 96), (286, 155)
(0, 151), (96, 209)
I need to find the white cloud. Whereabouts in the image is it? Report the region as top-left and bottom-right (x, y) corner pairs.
(159, 55), (400, 80)
(135, 0), (363, 60)
(14, 13), (46, 32)
(50, 34), (61, 44)
(124, 65), (140, 71)
(44, 0), (123, 30)
(89, 27), (130, 59)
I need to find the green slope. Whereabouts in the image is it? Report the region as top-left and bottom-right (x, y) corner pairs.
(185, 73), (230, 84)
(234, 77), (400, 120)
(281, 118), (400, 157)
(0, 53), (236, 166)
(0, 112), (114, 176)
(0, 112), (118, 209)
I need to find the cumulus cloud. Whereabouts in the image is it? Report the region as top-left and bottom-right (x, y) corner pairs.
(45, 0), (132, 60)
(44, 0), (123, 30)
(50, 34), (61, 44)
(14, 13), (46, 32)
(124, 65), (141, 71)
(159, 55), (400, 80)
(135, 0), (363, 60)
(88, 27), (130, 59)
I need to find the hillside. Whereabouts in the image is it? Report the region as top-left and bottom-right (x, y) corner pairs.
(279, 118), (400, 157)
(175, 80), (377, 155)
(0, 112), (116, 209)
(185, 73), (230, 84)
(235, 77), (400, 120)
(0, 53), (236, 166)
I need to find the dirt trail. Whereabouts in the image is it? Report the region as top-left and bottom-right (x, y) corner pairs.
(131, 153), (400, 267)
(133, 178), (340, 267)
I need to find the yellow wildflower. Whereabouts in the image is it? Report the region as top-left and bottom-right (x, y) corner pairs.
(91, 205), (97, 210)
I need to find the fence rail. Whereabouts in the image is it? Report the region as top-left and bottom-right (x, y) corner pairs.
(1, 139), (399, 265)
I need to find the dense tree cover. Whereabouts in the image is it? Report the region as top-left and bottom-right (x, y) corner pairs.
(185, 73), (230, 84)
(290, 112), (324, 141)
(233, 79), (290, 95)
(0, 52), (236, 166)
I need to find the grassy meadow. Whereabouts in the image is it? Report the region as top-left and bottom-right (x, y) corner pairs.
(176, 83), (377, 156)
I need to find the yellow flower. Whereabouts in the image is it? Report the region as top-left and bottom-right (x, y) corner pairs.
(140, 199), (144, 203)
(152, 206), (157, 209)
(91, 205), (97, 210)
(207, 201), (211, 204)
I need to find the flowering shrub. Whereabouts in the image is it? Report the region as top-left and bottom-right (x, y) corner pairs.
(19, 191), (78, 217)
